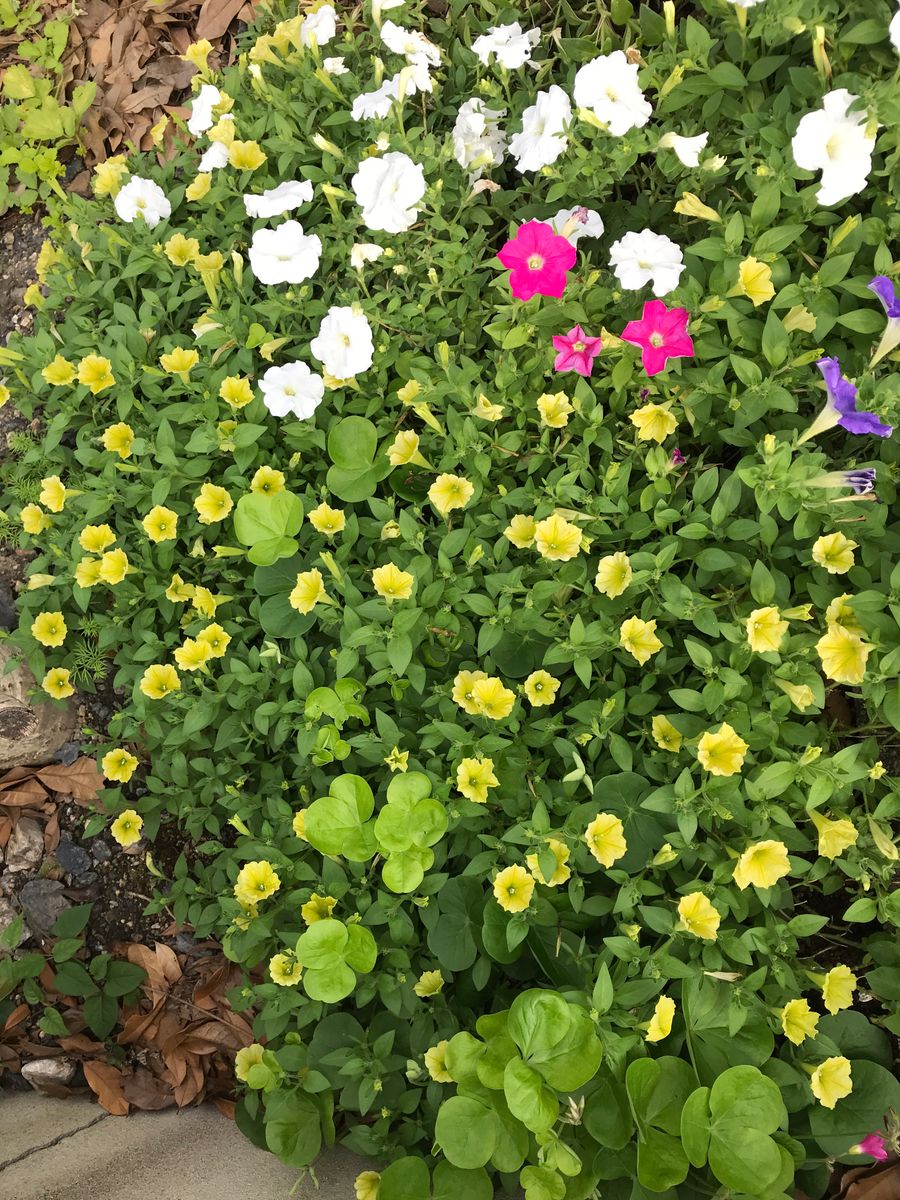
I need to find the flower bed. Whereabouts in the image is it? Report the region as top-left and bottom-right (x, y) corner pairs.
(2, 0), (900, 1196)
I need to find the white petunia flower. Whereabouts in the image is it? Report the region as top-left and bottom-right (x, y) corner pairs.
(731, 0), (765, 6)
(658, 131), (709, 168)
(259, 361), (324, 420)
(471, 22), (540, 69)
(509, 85), (571, 173)
(393, 60), (433, 100)
(248, 221), (322, 285)
(609, 229), (684, 294)
(573, 51), (652, 136)
(187, 84), (221, 137)
(452, 98), (507, 178)
(352, 78), (399, 120)
(381, 20), (440, 66)
(791, 89), (876, 207)
(551, 206), (605, 243)
(351, 151), (426, 232)
(891, 8), (900, 53)
(114, 177), (171, 228)
(350, 243), (385, 270)
(301, 4), (337, 47)
(199, 141), (229, 172)
(323, 56), (348, 75)
(243, 180), (314, 219)
(311, 306), (375, 378)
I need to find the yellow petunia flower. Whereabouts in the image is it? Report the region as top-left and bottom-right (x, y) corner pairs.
(452, 669), (488, 715)
(812, 532), (857, 575)
(652, 843), (678, 866)
(164, 233), (200, 267)
(504, 514), (537, 549)
(455, 756), (499, 803)
(595, 551), (632, 598)
(39, 475), (69, 512)
(824, 593), (862, 634)
(77, 354), (115, 395)
(384, 746), (409, 772)
(733, 840), (791, 890)
(182, 38), (212, 71)
(809, 810), (858, 860)
(493, 864), (534, 913)
(174, 638), (212, 671)
(372, 563), (414, 602)
(192, 586), (231, 617)
(160, 347), (199, 378)
(651, 714), (683, 752)
(523, 669), (560, 707)
(387, 430), (430, 468)
(774, 677), (816, 711)
(219, 375), (254, 408)
(194, 483), (233, 524)
(428, 473), (474, 516)
(234, 860), (280, 907)
(250, 467), (285, 495)
(139, 663), (181, 700)
(301, 894), (337, 925)
(355, 1172), (381, 1200)
(585, 812), (627, 867)
(677, 892), (721, 941)
(537, 391), (573, 429)
(101, 748), (139, 783)
(292, 810), (307, 839)
(424, 1041), (453, 1083)
(234, 1044), (265, 1082)
(810, 1057), (852, 1109)
(780, 998), (819, 1046)
(99, 548), (129, 585)
(186, 174), (212, 202)
(42, 667), (74, 699)
(165, 573), (195, 603)
(93, 155), (129, 197)
(645, 996), (676, 1043)
(229, 140), (267, 170)
(111, 809), (143, 847)
(198, 623), (230, 657)
(697, 722), (748, 776)
(101, 422), (135, 459)
(471, 676), (515, 720)
(74, 557), (102, 588)
(413, 969), (444, 998)
(526, 838), (571, 887)
(21, 504), (51, 535)
(746, 606), (788, 653)
(473, 393), (504, 421)
(822, 965), (856, 1015)
(816, 625), (871, 685)
(290, 568), (330, 614)
(308, 502), (346, 537)
(31, 611), (67, 647)
(534, 513), (581, 561)
(269, 953), (303, 986)
(631, 402), (677, 443)
(41, 355), (76, 386)
(737, 256), (775, 306)
(142, 506), (178, 543)
(620, 616), (663, 666)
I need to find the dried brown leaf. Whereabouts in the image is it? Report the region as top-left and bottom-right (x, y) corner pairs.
(83, 1060), (130, 1115)
(35, 757), (104, 803)
(123, 1067), (176, 1110)
(195, 0), (245, 40)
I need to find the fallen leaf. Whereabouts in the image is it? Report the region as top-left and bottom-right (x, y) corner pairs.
(123, 1067), (176, 1110)
(36, 757), (105, 803)
(195, 0), (247, 40)
(83, 1060), (130, 1115)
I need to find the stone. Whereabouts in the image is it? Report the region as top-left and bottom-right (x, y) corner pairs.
(55, 741), (82, 766)
(54, 838), (91, 877)
(19, 879), (69, 936)
(0, 894), (29, 947)
(21, 1057), (76, 1093)
(0, 581), (15, 632)
(5, 817), (45, 873)
(0, 643), (77, 769)
(91, 840), (112, 864)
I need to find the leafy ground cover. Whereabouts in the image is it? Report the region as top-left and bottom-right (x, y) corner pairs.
(2, 0), (900, 1197)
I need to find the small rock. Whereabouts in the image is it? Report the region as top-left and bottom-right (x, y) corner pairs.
(54, 838), (91, 877)
(21, 1058), (76, 1093)
(54, 741), (81, 766)
(0, 895), (29, 947)
(5, 818), (44, 873)
(19, 879), (69, 936)
(91, 840), (112, 864)
(0, 583), (15, 632)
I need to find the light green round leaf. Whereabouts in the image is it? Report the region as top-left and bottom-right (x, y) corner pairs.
(528, 1005), (602, 1092)
(435, 1096), (499, 1169)
(503, 1055), (559, 1133)
(302, 961), (356, 1004)
(708, 1126), (783, 1195)
(374, 803), (415, 853)
(263, 1091), (322, 1167)
(386, 771), (433, 804)
(432, 1162), (492, 1200)
(305, 775), (376, 862)
(709, 1065), (786, 1132)
(234, 490), (303, 547)
(382, 847), (431, 893)
(378, 1156), (431, 1200)
(344, 923), (377, 974)
(508, 990), (572, 1059)
(637, 1126), (690, 1193)
(327, 415), (377, 467)
(519, 1165), (565, 1200)
(295, 918), (349, 969)
(583, 1074), (634, 1150)
(679, 1086), (711, 1168)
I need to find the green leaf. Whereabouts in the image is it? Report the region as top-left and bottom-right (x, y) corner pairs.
(305, 774), (376, 861)
(378, 1157), (430, 1200)
(2, 65), (36, 99)
(52, 960), (98, 997)
(680, 1086), (711, 1167)
(435, 1096), (499, 1169)
(809, 1060), (900, 1163)
(264, 1090), (322, 1166)
(519, 1165), (566, 1200)
(295, 918), (349, 969)
(432, 1163), (492, 1200)
(583, 1073), (634, 1149)
(233, 491), (303, 565)
(503, 1055), (559, 1133)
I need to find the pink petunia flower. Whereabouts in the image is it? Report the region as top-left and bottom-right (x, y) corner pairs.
(621, 299), (694, 376)
(552, 324), (603, 376)
(497, 220), (577, 302)
(851, 1133), (888, 1162)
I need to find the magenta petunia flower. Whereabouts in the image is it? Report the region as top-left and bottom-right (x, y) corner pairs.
(621, 299), (694, 377)
(851, 1133), (888, 1161)
(497, 220), (577, 302)
(552, 324), (603, 376)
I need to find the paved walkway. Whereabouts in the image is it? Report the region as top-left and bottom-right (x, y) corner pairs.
(0, 1092), (370, 1199)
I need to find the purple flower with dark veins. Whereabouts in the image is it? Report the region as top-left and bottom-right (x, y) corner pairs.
(806, 468), (877, 498)
(798, 356), (893, 443)
(868, 275), (900, 367)
(671, 448), (686, 465)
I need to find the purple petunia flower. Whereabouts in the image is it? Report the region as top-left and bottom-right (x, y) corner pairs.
(850, 1132), (888, 1162)
(869, 275), (900, 367)
(843, 468), (877, 494)
(671, 448), (686, 466)
(798, 357), (893, 443)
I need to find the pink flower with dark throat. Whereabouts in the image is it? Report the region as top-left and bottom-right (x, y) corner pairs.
(621, 299), (694, 377)
(552, 324), (602, 376)
(497, 220), (577, 302)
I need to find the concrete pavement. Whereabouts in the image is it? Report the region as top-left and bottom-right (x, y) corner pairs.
(0, 1092), (371, 1199)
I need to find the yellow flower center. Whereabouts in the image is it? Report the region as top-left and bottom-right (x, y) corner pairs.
(527, 254), (544, 270)
(573, 340), (585, 351)
(650, 332), (664, 347)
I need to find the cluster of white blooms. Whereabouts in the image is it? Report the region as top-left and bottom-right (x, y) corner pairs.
(509, 85), (573, 172)
(471, 22), (540, 69)
(187, 84), (222, 137)
(352, 20), (439, 121)
(452, 99), (507, 178)
(791, 90), (876, 206)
